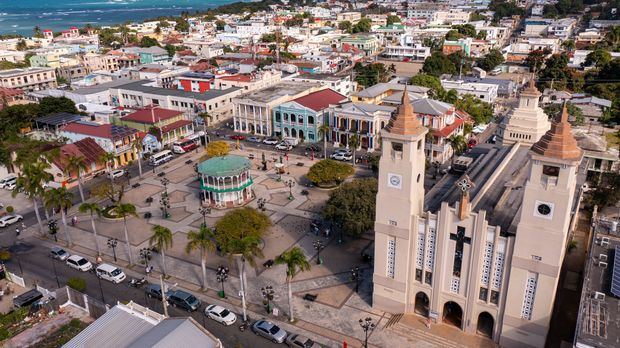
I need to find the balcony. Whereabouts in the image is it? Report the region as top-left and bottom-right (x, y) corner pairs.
(115, 144), (133, 154)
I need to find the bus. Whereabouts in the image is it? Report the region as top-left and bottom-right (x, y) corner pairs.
(172, 138), (199, 154)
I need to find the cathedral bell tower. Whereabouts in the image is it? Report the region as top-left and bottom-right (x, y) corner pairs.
(501, 104), (583, 348)
(372, 88), (428, 313)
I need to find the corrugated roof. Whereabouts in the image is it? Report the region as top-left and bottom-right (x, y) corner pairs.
(62, 121), (138, 140)
(128, 318), (221, 348)
(36, 112), (83, 127)
(122, 106), (183, 124)
(161, 119), (192, 133)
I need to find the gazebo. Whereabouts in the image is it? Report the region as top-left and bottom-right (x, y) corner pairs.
(197, 155), (254, 208)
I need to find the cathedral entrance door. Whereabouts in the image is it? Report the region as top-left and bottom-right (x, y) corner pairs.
(442, 301), (463, 329)
(414, 292), (429, 317)
(476, 312), (494, 338)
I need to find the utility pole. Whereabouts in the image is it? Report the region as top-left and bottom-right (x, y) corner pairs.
(160, 275), (168, 317)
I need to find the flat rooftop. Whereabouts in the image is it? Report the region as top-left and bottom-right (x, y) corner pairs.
(233, 81), (322, 104)
(112, 80), (241, 101)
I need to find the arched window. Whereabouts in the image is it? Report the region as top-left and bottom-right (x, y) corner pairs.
(290, 114), (297, 123)
(308, 115), (314, 125)
(284, 113), (289, 122)
(275, 111), (281, 122)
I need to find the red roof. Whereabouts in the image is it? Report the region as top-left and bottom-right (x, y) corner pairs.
(218, 74), (252, 82)
(122, 106), (183, 124)
(0, 87), (23, 98)
(291, 89), (346, 112)
(432, 117), (464, 138)
(161, 119), (193, 133)
(51, 137), (105, 172)
(62, 122), (138, 140)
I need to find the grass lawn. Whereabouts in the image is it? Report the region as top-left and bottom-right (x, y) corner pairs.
(35, 319), (87, 348)
(605, 130), (620, 150)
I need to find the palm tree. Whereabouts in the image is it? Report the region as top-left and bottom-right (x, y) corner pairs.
(99, 152), (116, 186)
(64, 154), (88, 202)
(185, 226), (215, 289)
(150, 225), (173, 276)
(43, 187), (74, 245)
(318, 123), (330, 159)
(79, 203), (102, 256)
(275, 247), (311, 322)
(448, 134), (467, 161)
(115, 203), (138, 265)
(12, 161), (53, 233)
(348, 133), (360, 165)
(131, 136), (143, 178)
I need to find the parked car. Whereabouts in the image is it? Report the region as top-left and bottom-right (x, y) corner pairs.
(247, 136), (261, 143)
(275, 142), (292, 151)
(263, 138), (279, 145)
(330, 152), (352, 161)
(4, 181), (17, 191)
(333, 148), (351, 155)
(252, 320), (287, 344)
(13, 289), (43, 309)
(286, 334), (321, 348)
(107, 169), (126, 179)
(305, 144), (321, 152)
(0, 174), (17, 189)
(205, 304), (237, 325)
(50, 246), (70, 261)
(96, 263), (126, 283)
(0, 214), (23, 228)
(144, 284), (170, 300)
(66, 255), (93, 272)
(167, 290), (201, 311)
(229, 134), (246, 141)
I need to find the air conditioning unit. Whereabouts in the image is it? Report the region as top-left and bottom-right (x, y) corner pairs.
(600, 254), (608, 262)
(599, 261), (608, 269)
(594, 292), (605, 300)
(601, 237), (610, 247)
(595, 237), (601, 245)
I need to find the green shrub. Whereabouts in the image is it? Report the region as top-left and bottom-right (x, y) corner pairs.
(67, 277), (86, 292)
(5, 206), (13, 214)
(306, 159), (354, 187)
(0, 250), (10, 262)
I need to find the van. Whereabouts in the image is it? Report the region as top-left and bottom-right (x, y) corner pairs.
(96, 263), (126, 283)
(13, 289), (43, 309)
(0, 174), (17, 189)
(148, 150), (173, 166)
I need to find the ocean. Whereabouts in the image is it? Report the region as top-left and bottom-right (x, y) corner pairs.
(0, 0), (236, 35)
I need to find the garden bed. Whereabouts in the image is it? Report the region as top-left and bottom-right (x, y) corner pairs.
(100, 205), (124, 221)
(35, 319), (87, 348)
(0, 308), (30, 341)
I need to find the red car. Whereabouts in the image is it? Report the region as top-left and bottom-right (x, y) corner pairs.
(229, 135), (246, 141)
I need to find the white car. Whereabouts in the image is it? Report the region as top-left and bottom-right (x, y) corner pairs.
(205, 304), (237, 325)
(0, 175), (16, 189)
(263, 138), (279, 145)
(5, 182), (17, 190)
(0, 214), (23, 227)
(66, 255), (93, 272)
(1, 177), (17, 190)
(107, 169), (125, 179)
(330, 152), (353, 161)
(247, 136), (261, 143)
(275, 142), (292, 151)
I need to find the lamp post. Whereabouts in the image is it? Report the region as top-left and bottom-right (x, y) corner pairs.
(261, 285), (275, 314)
(48, 219), (58, 242)
(359, 317), (376, 348)
(160, 177), (171, 219)
(107, 238), (118, 262)
(350, 266), (361, 293)
(285, 179), (295, 200)
(216, 265), (229, 298)
(257, 198), (267, 211)
(199, 206), (211, 228)
(96, 269), (105, 304)
(51, 257), (60, 288)
(313, 240), (324, 265)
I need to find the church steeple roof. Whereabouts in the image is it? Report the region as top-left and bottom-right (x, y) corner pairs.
(531, 103), (583, 161)
(384, 86), (425, 136)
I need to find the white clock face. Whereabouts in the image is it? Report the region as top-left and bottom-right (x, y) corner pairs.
(388, 173), (402, 189)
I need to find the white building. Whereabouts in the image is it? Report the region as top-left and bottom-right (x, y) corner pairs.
(430, 9), (471, 25)
(287, 74), (356, 96)
(383, 43), (431, 61)
(441, 79), (499, 103)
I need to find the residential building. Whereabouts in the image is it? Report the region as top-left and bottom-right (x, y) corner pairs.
(272, 89), (346, 143)
(183, 38), (225, 58)
(407, 3), (450, 20)
(59, 120), (140, 167)
(0, 87), (27, 110)
(56, 64), (89, 82)
(573, 129), (619, 181)
(119, 106), (194, 147)
(456, 76), (517, 97)
(122, 46), (170, 64)
(443, 38), (473, 56)
(128, 64), (190, 89)
(340, 35), (381, 56)
(287, 74), (355, 96)
(46, 137), (106, 187)
(351, 83), (429, 104)
(383, 43), (431, 61)
(212, 70), (282, 92)
(431, 9), (471, 25)
(329, 101), (395, 150)
(336, 12), (363, 23)
(441, 79), (499, 103)
(232, 81), (324, 136)
(0, 67), (57, 91)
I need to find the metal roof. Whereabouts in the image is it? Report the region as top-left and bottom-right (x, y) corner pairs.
(197, 155), (251, 177)
(612, 245), (620, 297)
(112, 80), (241, 102)
(36, 112), (83, 127)
(128, 318), (222, 348)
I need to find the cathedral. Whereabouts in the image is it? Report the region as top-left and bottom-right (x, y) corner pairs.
(372, 85), (583, 347)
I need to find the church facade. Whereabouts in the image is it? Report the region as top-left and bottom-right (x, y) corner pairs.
(372, 87), (583, 348)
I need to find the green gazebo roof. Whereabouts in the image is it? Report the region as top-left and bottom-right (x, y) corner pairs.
(197, 155), (252, 177)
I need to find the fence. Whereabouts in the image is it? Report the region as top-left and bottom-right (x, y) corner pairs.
(7, 271), (25, 287)
(64, 286), (109, 320)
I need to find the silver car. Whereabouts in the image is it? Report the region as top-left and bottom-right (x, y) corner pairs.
(50, 246), (70, 261)
(252, 320), (287, 344)
(286, 334), (322, 348)
(0, 214), (23, 228)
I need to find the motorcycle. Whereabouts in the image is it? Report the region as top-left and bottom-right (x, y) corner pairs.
(238, 317), (251, 332)
(128, 277), (147, 288)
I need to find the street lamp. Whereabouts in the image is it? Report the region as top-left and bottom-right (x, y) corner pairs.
(107, 238), (118, 262)
(261, 285), (275, 314)
(216, 265), (229, 298)
(285, 179), (295, 200)
(257, 198), (267, 211)
(96, 270), (105, 304)
(350, 266), (361, 293)
(359, 317), (376, 348)
(139, 247), (151, 267)
(199, 206), (211, 228)
(160, 177), (171, 219)
(313, 240), (324, 265)
(48, 219), (58, 242)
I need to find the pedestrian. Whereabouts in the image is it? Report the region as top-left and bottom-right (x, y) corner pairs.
(96, 255), (103, 264)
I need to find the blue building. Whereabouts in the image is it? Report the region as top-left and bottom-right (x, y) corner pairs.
(272, 89), (346, 143)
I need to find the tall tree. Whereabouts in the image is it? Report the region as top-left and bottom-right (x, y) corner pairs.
(322, 178), (378, 238)
(43, 187), (74, 245)
(12, 161), (53, 233)
(275, 247), (311, 322)
(99, 152), (117, 186)
(185, 225), (216, 289)
(79, 203), (102, 256)
(131, 135), (143, 178)
(448, 134), (467, 160)
(150, 225), (173, 276)
(348, 133), (359, 165)
(64, 154), (87, 203)
(422, 52), (457, 77)
(38, 96), (78, 116)
(115, 203), (137, 265)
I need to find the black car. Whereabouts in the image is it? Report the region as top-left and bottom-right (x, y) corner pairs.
(145, 284), (169, 300)
(305, 144), (321, 152)
(167, 290), (201, 311)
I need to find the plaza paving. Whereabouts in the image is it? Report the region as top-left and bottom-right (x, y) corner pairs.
(30, 147), (495, 348)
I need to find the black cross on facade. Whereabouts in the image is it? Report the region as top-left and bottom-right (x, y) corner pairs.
(450, 226), (471, 277)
